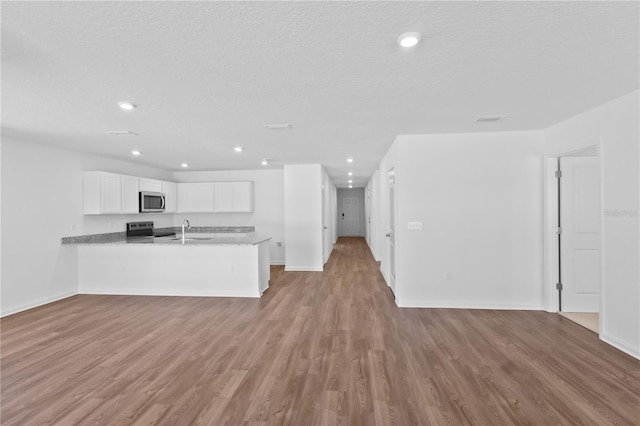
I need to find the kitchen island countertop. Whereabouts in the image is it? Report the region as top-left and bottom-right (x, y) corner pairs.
(74, 232), (271, 246)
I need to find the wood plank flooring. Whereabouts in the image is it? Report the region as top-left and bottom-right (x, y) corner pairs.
(1, 237), (639, 425)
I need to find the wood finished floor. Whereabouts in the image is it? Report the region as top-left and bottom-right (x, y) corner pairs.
(1, 237), (639, 425)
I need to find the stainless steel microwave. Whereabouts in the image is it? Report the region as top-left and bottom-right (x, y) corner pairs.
(139, 191), (165, 213)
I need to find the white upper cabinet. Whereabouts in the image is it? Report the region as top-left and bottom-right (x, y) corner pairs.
(122, 175), (140, 214)
(100, 174), (123, 213)
(139, 178), (163, 193)
(84, 173), (252, 215)
(84, 171), (123, 214)
(162, 181), (177, 213)
(214, 182), (254, 213)
(232, 181), (254, 212)
(177, 183), (215, 212)
(178, 181), (254, 213)
(213, 182), (235, 212)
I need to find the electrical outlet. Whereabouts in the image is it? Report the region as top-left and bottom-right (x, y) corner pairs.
(407, 221), (423, 230)
(445, 272), (452, 280)
(276, 242), (282, 247)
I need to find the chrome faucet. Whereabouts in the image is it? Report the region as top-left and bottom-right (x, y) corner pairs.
(181, 219), (190, 243)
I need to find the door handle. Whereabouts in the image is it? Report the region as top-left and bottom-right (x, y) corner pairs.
(385, 233), (391, 238)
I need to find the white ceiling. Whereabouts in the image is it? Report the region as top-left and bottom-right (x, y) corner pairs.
(2, 1), (638, 187)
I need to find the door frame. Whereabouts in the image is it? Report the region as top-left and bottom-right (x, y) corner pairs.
(387, 167), (396, 295)
(341, 196), (361, 236)
(543, 142), (604, 333)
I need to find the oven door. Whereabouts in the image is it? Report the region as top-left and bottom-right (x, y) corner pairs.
(139, 191), (165, 212)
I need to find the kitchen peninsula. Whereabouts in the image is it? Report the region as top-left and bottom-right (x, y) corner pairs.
(69, 227), (271, 298)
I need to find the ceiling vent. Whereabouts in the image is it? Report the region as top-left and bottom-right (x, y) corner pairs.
(476, 115), (506, 123)
(264, 124), (292, 130)
(106, 130), (139, 136)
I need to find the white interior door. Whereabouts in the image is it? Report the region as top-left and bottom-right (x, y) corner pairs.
(560, 157), (601, 312)
(342, 197), (360, 236)
(322, 185), (328, 264)
(365, 187), (371, 245)
(388, 170), (396, 293)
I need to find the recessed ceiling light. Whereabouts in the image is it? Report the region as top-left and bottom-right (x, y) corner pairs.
(234, 146), (243, 152)
(261, 159), (268, 166)
(349, 185), (353, 189)
(118, 102), (136, 110)
(347, 158), (353, 163)
(348, 180), (353, 183)
(398, 32), (421, 48)
(264, 124), (292, 130)
(348, 172), (353, 176)
(181, 163), (188, 168)
(131, 150), (141, 156)
(476, 115), (507, 122)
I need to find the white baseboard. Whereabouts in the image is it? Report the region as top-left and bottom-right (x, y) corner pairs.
(79, 290), (261, 298)
(600, 334), (640, 360)
(270, 261), (285, 265)
(1, 291), (77, 318)
(395, 299), (544, 311)
(284, 266), (324, 272)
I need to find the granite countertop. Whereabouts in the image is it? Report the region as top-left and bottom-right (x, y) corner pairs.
(61, 226), (268, 245)
(122, 232), (271, 246)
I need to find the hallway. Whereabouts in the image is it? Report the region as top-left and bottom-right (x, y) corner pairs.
(1, 237), (638, 425)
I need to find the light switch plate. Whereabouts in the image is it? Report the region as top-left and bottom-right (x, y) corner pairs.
(408, 221), (423, 230)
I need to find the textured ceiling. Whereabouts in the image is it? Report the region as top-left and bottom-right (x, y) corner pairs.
(2, 1), (638, 187)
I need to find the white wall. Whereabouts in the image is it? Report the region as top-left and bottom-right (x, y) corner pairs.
(171, 169), (285, 264)
(544, 90), (640, 358)
(1, 138), (173, 316)
(388, 131), (544, 309)
(336, 188), (366, 237)
(284, 164), (323, 271)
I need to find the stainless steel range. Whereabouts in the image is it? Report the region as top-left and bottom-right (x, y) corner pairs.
(126, 222), (175, 241)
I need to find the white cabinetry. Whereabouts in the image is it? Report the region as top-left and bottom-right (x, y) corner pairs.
(213, 182), (234, 212)
(84, 172), (124, 214)
(162, 181), (177, 213)
(178, 181), (254, 213)
(177, 183), (215, 212)
(232, 181), (254, 212)
(84, 173), (253, 215)
(122, 175), (140, 214)
(140, 178), (162, 193)
(214, 182), (254, 213)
